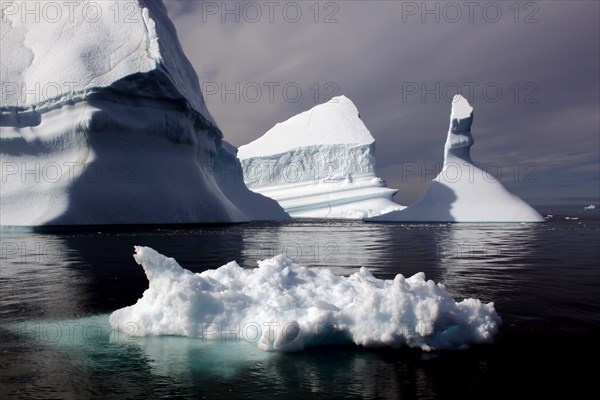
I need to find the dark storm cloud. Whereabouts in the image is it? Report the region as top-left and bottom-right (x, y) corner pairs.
(164, 0), (599, 205)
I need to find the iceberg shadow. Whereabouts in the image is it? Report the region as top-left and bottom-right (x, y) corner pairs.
(0, 109), (42, 128)
(371, 181), (457, 223)
(39, 89), (244, 225)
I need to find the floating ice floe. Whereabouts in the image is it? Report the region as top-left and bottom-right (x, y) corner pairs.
(110, 246), (501, 352)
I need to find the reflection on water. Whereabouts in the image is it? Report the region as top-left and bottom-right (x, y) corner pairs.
(1, 216), (599, 398)
(0, 234), (92, 321)
(437, 224), (536, 300)
(2, 315), (491, 399)
(239, 221), (393, 275)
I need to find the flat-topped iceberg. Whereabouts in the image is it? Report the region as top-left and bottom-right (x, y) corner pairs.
(110, 246), (501, 352)
(368, 96), (544, 223)
(0, 0), (287, 225)
(238, 96), (404, 219)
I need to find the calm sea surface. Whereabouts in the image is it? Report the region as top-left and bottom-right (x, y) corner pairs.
(1, 206), (599, 399)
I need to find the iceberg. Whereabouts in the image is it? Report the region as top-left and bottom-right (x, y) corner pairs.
(238, 96), (404, 219)
(110, 246), (501, 352)
(0, 0), (287, 225)
(368, 96), (544, 223)
(213, 141), (290, 221)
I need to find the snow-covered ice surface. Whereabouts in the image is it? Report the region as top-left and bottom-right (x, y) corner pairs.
(0, 0), (287, 225)
(238, 96), (404, 219)
(110, 246), (501, 352)
(368, 96), (544, 223)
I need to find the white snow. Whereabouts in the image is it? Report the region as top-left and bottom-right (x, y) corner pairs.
(584, 204), (596, 210)
(368, 95), (544, 223)
(450, 95), (474, 120)
(238, 96), (374, 159)
(1, 1), (211, 121)
(238, 96), (404, 219)
(0, 0), (287, 225)
(110, 246), (501, 352)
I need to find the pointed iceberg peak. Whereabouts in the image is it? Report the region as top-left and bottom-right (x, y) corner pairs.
(445, 95), (475, 165)
(367, 95), (544, 223)
(451, 95), (474, 120)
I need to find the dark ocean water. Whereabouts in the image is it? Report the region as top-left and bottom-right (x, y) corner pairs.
(1, 207), (599, 399)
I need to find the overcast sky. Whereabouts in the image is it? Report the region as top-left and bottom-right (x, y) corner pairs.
(164, 0), (599, 206)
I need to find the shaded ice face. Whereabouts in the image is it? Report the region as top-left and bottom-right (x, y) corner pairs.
(445, 96), (475, 165)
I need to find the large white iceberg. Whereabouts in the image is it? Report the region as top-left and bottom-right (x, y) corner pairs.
(368, 96), (544, 223)
(238, 96), (404, 219)
(110, 246), (501, 352)
(0, 0), (287, 225)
